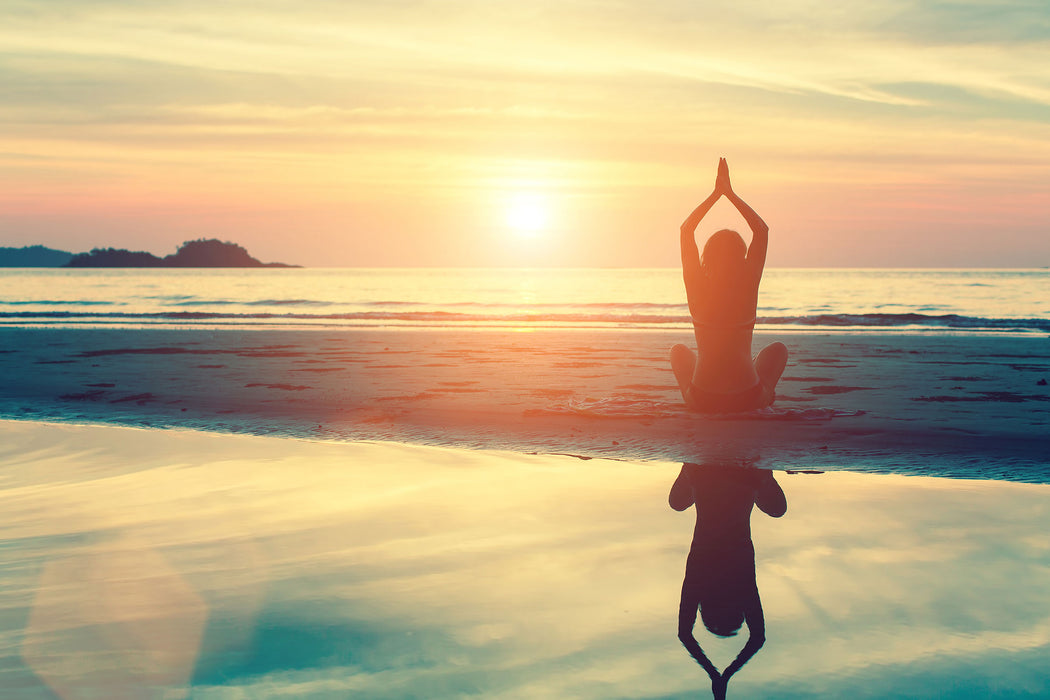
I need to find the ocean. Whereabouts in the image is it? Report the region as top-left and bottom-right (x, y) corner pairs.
(1, 267), (1048, 334)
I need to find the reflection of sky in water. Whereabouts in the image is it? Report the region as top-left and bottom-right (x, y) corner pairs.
(1, 421), (1047, 698)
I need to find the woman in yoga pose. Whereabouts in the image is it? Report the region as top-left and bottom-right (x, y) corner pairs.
(671, 158), (787, 412)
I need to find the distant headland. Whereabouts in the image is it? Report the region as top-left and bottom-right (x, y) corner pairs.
(0, 239), (298, 268)
(0, 245), (74, 267)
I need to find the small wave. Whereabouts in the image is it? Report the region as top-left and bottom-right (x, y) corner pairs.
(762, 313), (1050, 332)
(2, 310), (1047, 332)
(247, 299), (333, 307)
(170, 299), (333, 307)
(359, 301), (688, 310)
(1, 300), (115, 306)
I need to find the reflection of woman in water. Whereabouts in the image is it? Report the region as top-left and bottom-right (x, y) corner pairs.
(670, 462), (786, 699)
(671, 158), (788, 412)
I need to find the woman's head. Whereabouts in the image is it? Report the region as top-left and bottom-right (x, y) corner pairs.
(701, 229), (747, 277)
(699, 582), (746, 637)
(696, 545), (754, 637)
(700, 603), (745, 637)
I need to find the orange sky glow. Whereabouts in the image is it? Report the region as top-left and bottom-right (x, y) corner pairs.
(1, 1), (1048, 267)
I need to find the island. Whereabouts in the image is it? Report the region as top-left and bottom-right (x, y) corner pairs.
(0, 245), (75, 267)
(63, 239), (298, 268)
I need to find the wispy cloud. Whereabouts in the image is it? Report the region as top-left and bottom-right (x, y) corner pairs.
(1, 0), (1047, 264)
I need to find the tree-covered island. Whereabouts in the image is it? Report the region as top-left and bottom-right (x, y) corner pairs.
(63, 239), (298, 267)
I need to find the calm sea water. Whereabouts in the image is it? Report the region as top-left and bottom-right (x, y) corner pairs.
(1, 268), (1047, 334)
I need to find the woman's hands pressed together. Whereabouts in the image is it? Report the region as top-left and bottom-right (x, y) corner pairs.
(714, 157), (733, 197)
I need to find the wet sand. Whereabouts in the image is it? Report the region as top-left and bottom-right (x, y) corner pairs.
(1, 327), (1048, 479)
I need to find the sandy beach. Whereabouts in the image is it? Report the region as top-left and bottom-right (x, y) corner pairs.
(2, 327), (1048, 479)
(0, 419), (1047, 698)
(2, 322), (1048, 697)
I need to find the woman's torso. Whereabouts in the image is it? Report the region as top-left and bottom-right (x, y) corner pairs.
(688, 466), (759, 553)
(691, 276), (760, 392)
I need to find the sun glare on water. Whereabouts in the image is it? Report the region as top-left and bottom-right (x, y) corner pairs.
(505, 192), (549, 236)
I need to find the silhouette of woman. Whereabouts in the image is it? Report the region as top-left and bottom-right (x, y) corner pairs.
(671, 158), (788, 412)
(670, 462), (786, 699)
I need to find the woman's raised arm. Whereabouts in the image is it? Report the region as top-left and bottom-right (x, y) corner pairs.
(681, 194), (718, 275)
(719, 161), (769, 276)
(680, 159), (728, 301)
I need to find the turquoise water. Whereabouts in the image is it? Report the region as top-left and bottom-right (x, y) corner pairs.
(1, 268), (1048, 333)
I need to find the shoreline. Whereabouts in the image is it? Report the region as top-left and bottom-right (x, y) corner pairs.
(3, 326), (1048, 481)
(4, 322), (1049, 336)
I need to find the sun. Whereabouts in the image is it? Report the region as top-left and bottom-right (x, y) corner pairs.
(505, 192), (549, 235)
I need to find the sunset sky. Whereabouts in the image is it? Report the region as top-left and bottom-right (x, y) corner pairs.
(2, 1), (1048, 267)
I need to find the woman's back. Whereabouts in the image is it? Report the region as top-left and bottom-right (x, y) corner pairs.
(670, 158), (788, 412)
(690, 265), (761, 392)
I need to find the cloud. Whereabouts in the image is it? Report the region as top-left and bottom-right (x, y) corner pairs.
(1, 0), (1048, 263)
